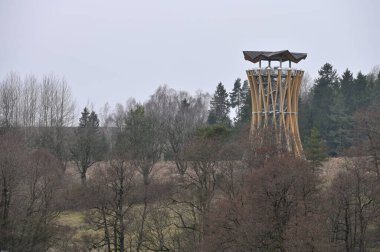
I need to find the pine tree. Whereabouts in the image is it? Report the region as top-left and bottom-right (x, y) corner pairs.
(352, 71), (369, 110)
(240, 80), (252, 124)
(229, 78), (243, 123)
(305, 127), (328, 169)
(79, 108), (100, 128)
(370, 71), (380, 101)
(208, 82), (231, 126)
(327, 92), (353, 154)
(298, 97), (313, 145)
(71, 107), (106, 184)
(310, 63), (339, 144)
(340, 68), (355, 112)
(375, 71), (380, 100)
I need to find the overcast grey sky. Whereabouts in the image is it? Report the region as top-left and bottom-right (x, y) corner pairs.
(1, 0), (379, 111)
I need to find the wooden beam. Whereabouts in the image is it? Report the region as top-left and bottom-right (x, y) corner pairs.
(247, 67), (305, 157)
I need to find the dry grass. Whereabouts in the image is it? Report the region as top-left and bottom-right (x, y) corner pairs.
(57, 211), (85, 228)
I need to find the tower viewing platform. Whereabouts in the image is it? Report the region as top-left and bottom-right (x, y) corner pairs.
(243, 50), (307, 157)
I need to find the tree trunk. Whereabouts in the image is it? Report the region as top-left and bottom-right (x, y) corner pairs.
(136, 180), (149, 252)
(101, 207), (112, 252)
(118, 167), (125, 252)
(80, 171), (86, 186)
(0, 180), (10, 228)
(344, 204), (350, 252)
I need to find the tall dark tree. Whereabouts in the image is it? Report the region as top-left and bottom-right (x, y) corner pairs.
(305, 127), (328, 169)
(370, 70), (380, 100)
(327, 92), (353, 154)
(239, 80), (252, 125)
(299, 97), (313, 145)
(310, 63), (339, 146)
(71, 107), (106, 184)
(208, 82), (231, 126)
(340, 69), (355, 111)
(352, 71), (369, 111)
(229, 78), (243, 123)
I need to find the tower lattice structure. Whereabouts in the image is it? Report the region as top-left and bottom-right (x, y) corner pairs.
(243, 50), (307, 157)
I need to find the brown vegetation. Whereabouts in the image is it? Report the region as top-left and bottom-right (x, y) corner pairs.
(1, 75), (380, 251)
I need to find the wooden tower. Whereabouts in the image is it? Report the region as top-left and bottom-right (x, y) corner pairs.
(243, 50), (307, 157)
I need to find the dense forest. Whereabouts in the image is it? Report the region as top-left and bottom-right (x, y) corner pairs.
(0, 62), (380, 251)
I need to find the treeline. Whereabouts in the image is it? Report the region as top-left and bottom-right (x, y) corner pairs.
(205, 63), (380, 157)
(299, 63), (380, 156)
(0, 64), (379, 251)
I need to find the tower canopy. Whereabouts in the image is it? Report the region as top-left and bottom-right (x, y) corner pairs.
(243, 50), (307, 64)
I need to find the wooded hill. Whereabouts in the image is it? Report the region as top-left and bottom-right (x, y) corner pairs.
(0, 63), (379, 251)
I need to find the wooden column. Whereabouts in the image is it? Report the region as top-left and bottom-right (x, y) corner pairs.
(246, 68), (304, 157)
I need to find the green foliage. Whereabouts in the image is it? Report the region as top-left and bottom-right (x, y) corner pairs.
(79, 107), (100, 128)
(208, 82), (231, 126)
(185, 124), (231, 163)
(299, 63), (374, 156)
(71, 107), (107, 182)
(197, 124), (231, 139)
(298, 97), (313, 145)
(120, 105), (163, 162)
(305, 127), (328, 167)
(229, 78), (243, 123)
(327, 92), (353, 154)
(371, 71), (380, 98)
(310, 63), (339, 140)
(340, 69), (355, 112)
(229, 79), (242, 109)
(352, 71), (369, 109)
(238, 80), (252, 125)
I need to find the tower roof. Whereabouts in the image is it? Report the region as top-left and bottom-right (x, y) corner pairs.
(243, 50), (307, 64)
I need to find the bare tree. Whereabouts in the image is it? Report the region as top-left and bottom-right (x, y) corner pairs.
(118, 104), (164, 251)
(0, 72), (21, 128)
(0, 133), (26, 250)
(0, 133), (63, 251)
(205, 155), (327, 252)
(327, 157), (380, 252)
(170, 125), (230, 251)
(353, 100), (380, 177)
(86, 159), (136, 252)
(146, 85), (209, 176)
(21, 74), (39, 127)
(17, 149), (63, 251)
(300, 71), (313, 101)
(37, 75), (75, 128)
(99, 102), (112, 127)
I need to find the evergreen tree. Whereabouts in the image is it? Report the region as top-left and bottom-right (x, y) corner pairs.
(229, 78), (243, 123)
(375, 71), (380, 99)
(298, 97), (313, 145)
(239, 80), (252, 124)
(352, 71), (369, 110)
(327, 92), (353, 154)
(305, 127), (328, 169)
(370, 71), (380, 101)
(310, 63), (339, 145)
(340, 68), (355, 112)
(208, 82), (231, 126)
(71, 107), (106, 184)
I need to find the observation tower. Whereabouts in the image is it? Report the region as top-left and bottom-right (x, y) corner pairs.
(243, 50), (307, 157)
